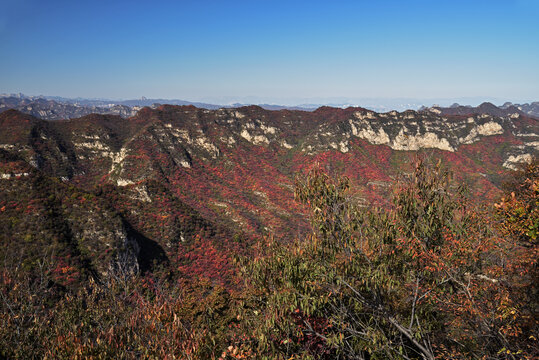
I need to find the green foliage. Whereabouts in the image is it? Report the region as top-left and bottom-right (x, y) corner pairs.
(240, 158), (535, 359)
(497, 158), (538, 245)
(392, 159), (469, 249)
(294, 164), (354, 246)
(494, 158), (539, 357)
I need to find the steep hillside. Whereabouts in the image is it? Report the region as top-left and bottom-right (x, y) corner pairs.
(0, 105), (537, 284)
(0, 146), (248, 289)
(0, 150), (139, 286)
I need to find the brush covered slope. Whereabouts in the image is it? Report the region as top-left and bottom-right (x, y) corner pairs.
(3, 104), (538, 221)
(0, 105), (538, 359)
(0, 110), (249, 289)
(0, 105), (538, 277)
(0, 104), (536, 291)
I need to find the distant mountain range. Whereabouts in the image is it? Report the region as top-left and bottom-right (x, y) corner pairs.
(2, 93), (539, 121)
(0, 93), (317, 120)
(423, 101), (539, 118)
(503, 101), (539, 117)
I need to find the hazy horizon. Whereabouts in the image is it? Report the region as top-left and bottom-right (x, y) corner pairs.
(2, 92), (536, 112)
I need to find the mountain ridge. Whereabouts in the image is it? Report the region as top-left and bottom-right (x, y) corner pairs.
(1, 104), (537, 286)
(428, 101), (539, 118)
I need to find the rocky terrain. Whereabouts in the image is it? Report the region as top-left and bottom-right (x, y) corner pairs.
(0, 104), (537, 285)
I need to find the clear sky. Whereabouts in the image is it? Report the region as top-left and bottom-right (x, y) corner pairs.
(1, 0), (538, 105)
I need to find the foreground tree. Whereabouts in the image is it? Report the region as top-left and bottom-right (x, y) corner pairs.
(494, 159), (538, 358)
(239, 159), (537, 359)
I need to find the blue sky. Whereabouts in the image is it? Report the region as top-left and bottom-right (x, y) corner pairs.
(1, 0), (538, 105)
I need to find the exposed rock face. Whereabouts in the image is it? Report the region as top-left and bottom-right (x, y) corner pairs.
(503, 154), (534, 171)
(476, 122), (504, 136)
(300, 109), (537, 167)
(391, 129), (454, 152)
(107, 229), (140, 278)
(0, 105), (537, 252)
(2, 104), (538, 175)
(70, 212), (140, 278)
(0, 154), (141, 284)
(348, 119), (390, 145)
